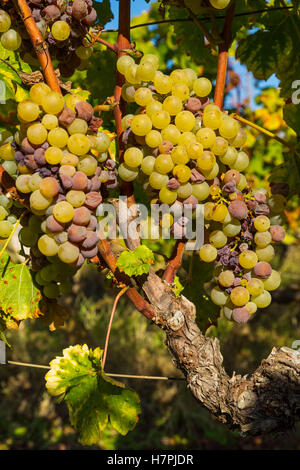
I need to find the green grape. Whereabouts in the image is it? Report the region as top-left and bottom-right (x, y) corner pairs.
(252, 290), (272, 309)
(210, 286), (229, 306)
(38, 234), (59, 256)
(193, 77), (212, 97)
(154, 73), (172, 95)
(0, 10), (11, 33)
(146, 100), (163, 117)
(116, 55), (135, 74)
(52, 21), (70, 41)
(212, 136), (228, 156)
(197, 150), (216, 171)
(131, 114), (152, 136)
(202, 162), (219, 179)
(28, 215), (42, 232)
(254, 231), (272, 248)
(61, 152), (79, 166)
(239, 250), (258, 269)
(170, 69), (189, 86)
(178, 131), (196, 147)
(30, 83), (51, 105)
(254, 215), (270, 232)
(59, 165), (76, 177)
(66, 190), (86, 208)
(175, 111), (195, 132)
(202, 108), (222, 130)
(154, 154), (174, 174)
(121, 114), (134, 130)
(30, 190), (52, 211)
(124, 147), (143, 167)
(145, 130), (163, 148)
(124, 63), (141, 85)
(58, 241), (79, 264)
(141, 156), (156, 175)
(45, 146), (63, 165)
(171, 145), (189, 165)
(209, 230), (227, 248)
(35, 270), (49, 287)
(219, 116), (239, 139)
(67, 118), (88, 135)
(247, 278), (264, 296)
(236, 174), (247, 191)
(53, 201), (74, 223)
(231, 151), (249, 172)
(48, 127), (69, 148)
(219, 146), (238, 165)
(42, 114), (58, 130)
(0, 142), (14, 161)
(118, 163), (139, 182)
(19, 226), (38, 247)
(163, 95), (183, 116)
(218, 270), (234, 287)
(1, 29), (21, 50)
(196, 128), (216, 148)
(136, 61), (156, 81)
(134, 87), (153, 107)
(245, 301), (257, 315)
(229, 129), (247, 148)
(161, 125), (181, 145)
(255, 244), (275, 262)
(209, 0), (231, 9)
(95, 132), (111, 152)
(230, 286), (250, 307)
(0, 206), (8, 221)
(141, 53), (159, 69)
(199, 244), (217, 262)
(27, 123), (47, 145)
(177, 182), (192, 199)
(16, 175), (32, 193)
(192, 182), (210, 201)
(223, 219), (241, 237)
(187, 142), (203, 159)
(121, 84), (136, 103)
(59, 280), (73, 295)
(43, 283), (60, 299)
(75, 45), (93, 61)
(151, 110), (170, 129)
(149, 172), (169, 190)
(0, 220), (13, 238)
(159, 186), (177, 205)
(172, 83), (189, 101)
(183, 68), (197, 88)
(17, 100), (40, 122)
(173, 164), (191, 183)
(77, 155), (97, 176)
(41, 91), (64, 115)
(2, 160), (17, 176)
(263, 270), (281, 291)
(68, 133), (91, 155)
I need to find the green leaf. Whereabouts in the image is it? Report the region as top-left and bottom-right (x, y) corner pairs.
(116, 245), (154, 277)
(283, 102), (300, 135)
(0, 253), (42, 323)
(45, 345), (141, 445)
(93, 0), (114, 27)
(236, 30), (291, 81)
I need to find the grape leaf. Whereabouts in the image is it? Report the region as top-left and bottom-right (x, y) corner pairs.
(93, 0), (113, 27)
(236, 30), (291, 81)
(0, 253), (42, 325)
(45, 345), (141, 445)
(116, 245), (154, 276)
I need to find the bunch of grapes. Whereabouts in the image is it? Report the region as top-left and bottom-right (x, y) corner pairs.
(0, 7), (22, 52)
(116, 53), (287, 323)
(0, 0), (98, 76)
(0, 82), (117, 299)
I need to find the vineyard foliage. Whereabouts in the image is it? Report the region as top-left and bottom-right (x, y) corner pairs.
(0, 0), (299, 446)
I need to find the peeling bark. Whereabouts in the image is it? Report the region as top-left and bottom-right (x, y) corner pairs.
(142, 270), (300, 436)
